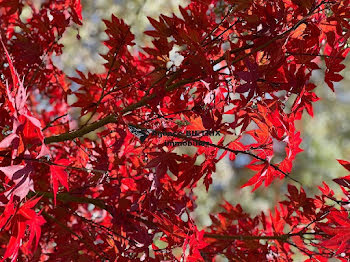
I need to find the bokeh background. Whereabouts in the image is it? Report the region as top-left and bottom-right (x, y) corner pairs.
(51, 0), (350, 234)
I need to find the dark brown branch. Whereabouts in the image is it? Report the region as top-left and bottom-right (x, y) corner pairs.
(204, 231), (325, 241)
(44, 114), (118, 144)
(35, 191), (107, 210)
(204, 233), (290, 241)
(286, 52), (344, 60)
(121, 78), (196, 114)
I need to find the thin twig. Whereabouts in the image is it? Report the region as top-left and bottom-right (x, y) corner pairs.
(42, 113), (68, 131)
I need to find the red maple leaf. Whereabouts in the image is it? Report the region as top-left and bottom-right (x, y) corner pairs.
(332, 159), (350, 188)
(0, 163), (34, 200)
(50, 158), (70, 205)
(320, 211), (350, 254)
(0, 197), (45, 261)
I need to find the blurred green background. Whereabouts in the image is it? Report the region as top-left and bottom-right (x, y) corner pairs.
(53, 0), (350, 231)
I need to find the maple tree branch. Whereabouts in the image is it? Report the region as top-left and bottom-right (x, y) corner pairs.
(286, 52), (344, 60)
(42, 211), (112, 260)
(130, 125), (301, 184)
(44, 77), (197, 144)
(44, 114), (118, 144)
(105, 69), (157, 96)
(36, 190), (327, 246)
(204, 231), (326, 241)
(204, 19), (241, 47)
(82, 38), (126, 127)
(42, 113), (68, 131)
(36, 191), (108, 210)
(203, 214), (330, 256)
(214, 0), (329, 70)
(140, 109), (193, 125)
(72, 211), (138, 246)
(284, 240), (314, 258)
(36, 191), (160, 236)
(121, 78), (197, 114)
(43, 113), (299, 183)
(201, 5), (235, 45)
(204, 233), (289, 241)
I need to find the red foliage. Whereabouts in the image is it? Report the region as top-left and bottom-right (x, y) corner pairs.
(0, 0), (350, 261)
